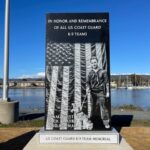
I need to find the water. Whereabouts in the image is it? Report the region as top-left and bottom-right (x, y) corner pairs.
(111, 88), (150, 109)
(0, 88), (150, 111)
(0, 88), (45, 112)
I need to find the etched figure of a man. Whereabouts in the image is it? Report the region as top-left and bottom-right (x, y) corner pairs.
(87, 56), (110, 129)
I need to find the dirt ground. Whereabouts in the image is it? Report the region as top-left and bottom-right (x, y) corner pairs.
(121, 127), (150, 150)
(0, 127), (39, 150)
(0, 127), (150, 150)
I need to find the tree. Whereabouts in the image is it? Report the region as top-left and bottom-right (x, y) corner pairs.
(130, 74), (143, 86)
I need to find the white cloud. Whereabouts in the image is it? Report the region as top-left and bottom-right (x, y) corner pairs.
(17, 72), (150, 79)
(18, 72), (45, 79)
(36, 72), (45, 77)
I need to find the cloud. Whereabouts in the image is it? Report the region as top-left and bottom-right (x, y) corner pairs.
(18, 72), (45, 79)
(36, 72), (45, 77)
(17, 72), (150, 79)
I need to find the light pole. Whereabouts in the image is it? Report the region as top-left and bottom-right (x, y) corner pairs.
(0, 0), (19, 124)
(2, 0), (10, 101)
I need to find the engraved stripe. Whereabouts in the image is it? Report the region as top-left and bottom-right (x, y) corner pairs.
(46, 66), (59, 130)
(101, 43), (107, 70)
(96, 43), (102, 69)
(74, 43), (82, 130)
(60, 66), (70, 130)
(80, 44), (87, 115)
(85, 43), (92, 118)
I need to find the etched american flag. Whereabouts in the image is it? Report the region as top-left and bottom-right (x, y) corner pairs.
(45, 42), (108, 130)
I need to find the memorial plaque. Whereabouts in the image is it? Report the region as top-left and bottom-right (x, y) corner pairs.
(45, 13), (111, 131)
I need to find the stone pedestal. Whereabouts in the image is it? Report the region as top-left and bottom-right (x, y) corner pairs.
(39, 128), (119, 144)
(23, 128), (133, 150)
(0, 101), (19, 124)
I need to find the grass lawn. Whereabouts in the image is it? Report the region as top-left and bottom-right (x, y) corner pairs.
(1, 119), (150, 128)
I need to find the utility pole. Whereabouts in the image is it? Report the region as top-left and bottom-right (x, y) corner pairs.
(0, 0), (19, 124)
(2, 0), (10, 101)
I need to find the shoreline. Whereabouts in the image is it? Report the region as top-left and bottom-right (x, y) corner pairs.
(1, 86), (150, 89)
(0, 86), (44, 89)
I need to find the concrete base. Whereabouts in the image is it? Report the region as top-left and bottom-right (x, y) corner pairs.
(23, 130), (133, 150)
(0, 101), (19, 124)
(39, 128), (119, 144)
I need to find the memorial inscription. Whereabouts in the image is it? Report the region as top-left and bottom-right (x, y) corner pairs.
(45, 13), (111, 131)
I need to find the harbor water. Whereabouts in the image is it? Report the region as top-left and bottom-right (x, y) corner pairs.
(0, 88), (150, 111)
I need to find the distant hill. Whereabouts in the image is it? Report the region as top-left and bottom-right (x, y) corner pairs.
(0, 74), (150, 85)
(111, 74), (150, 80)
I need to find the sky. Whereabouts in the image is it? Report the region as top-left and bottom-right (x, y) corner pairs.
(0, 0), (150, 78)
